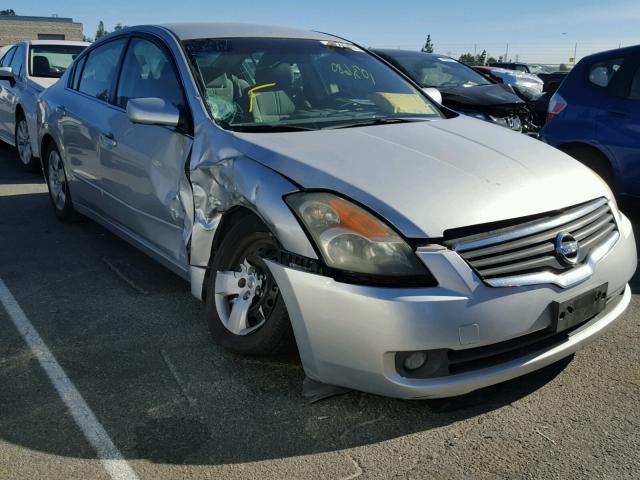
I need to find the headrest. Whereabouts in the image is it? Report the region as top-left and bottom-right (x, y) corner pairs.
(255, 62), (294, 90)
(32, 55), (51, 76)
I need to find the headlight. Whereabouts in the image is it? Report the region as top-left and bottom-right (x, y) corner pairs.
(285, 192), (434, 282)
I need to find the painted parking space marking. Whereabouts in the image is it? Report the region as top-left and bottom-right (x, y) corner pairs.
(0, 278), (140, 480)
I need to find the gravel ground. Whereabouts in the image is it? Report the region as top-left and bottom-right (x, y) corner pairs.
(1, 142), (639, 480)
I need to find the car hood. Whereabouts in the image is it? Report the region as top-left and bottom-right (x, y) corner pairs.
(231, 115), (610, 238)
(28, 76), (57, 90)
(440, 84), (524, 108)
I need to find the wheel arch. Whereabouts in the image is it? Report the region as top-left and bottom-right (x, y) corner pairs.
(14, 103), (24, 120)
(39, 134), (57, 171)
(557, 141), (617, 189)
(200, 206), (269, 301)
(557, 141), (616, 173)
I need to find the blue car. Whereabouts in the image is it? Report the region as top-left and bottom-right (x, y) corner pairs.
(542, 45), (640, 201)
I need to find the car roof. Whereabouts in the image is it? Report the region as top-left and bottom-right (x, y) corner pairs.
(373, 48), (448, 60)
(17, 40), (90, 47)
(580, 44), (640, 62)
(159, 22), (342, 42)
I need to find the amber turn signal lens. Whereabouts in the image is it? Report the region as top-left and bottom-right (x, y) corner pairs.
(327, 197), (389, 239)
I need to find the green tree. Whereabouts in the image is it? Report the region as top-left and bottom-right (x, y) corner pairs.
(486, 56), (497, 65)
(113, 23), (127, 31)
(421, 34), (434, 53)
(458, 52), (477, 65)
(0, 9), (16, 15)
(478, 49), (487, 66)
(559, 63), (569, 72)
(95, 21), (108, 39)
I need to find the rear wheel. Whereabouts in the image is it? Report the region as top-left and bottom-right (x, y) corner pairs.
(561, 145), (614, 189)
(15, 113), (38, 172)
(205, 216), (295, 355)
(45, 143), (76, 222)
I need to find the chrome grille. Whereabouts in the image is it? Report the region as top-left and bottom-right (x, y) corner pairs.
(445, 198), (619, 286)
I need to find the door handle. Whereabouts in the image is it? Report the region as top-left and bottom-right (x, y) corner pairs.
(56, 105), (66, 117)
(608, 110), (627, 118)
(99, 131), (117, 148)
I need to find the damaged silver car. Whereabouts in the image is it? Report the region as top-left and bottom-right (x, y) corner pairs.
(37, 23), (636, 399)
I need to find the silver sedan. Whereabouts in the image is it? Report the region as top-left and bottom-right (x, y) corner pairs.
(36, 23), (636, 399)
(0, 40), (88, 170)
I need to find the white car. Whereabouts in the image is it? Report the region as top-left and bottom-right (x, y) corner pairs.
(0, 40), (88, 170)
(475, 66), (544, 95)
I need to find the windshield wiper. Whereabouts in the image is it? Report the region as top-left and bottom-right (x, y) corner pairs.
(321, 117), (429, 130)
(229, 124), (317, 133)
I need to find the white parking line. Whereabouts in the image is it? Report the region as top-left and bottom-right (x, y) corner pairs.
(0, 278), (140, 480)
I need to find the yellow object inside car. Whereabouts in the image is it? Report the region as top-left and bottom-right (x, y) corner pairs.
(368, 93), (435, 115)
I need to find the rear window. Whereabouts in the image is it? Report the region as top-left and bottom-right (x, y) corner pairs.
(587, 57), (624, 88)
(30, 44), (86, 78)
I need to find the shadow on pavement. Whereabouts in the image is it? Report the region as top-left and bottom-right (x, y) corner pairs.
(0, 143), (44, 185)
(0, 150), (630, 466)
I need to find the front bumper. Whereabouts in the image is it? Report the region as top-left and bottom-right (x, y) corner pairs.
(266, 213), (636, 399)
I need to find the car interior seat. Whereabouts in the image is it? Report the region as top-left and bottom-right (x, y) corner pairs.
(248, 62), (296, 122)
(32, 55), (51, 76)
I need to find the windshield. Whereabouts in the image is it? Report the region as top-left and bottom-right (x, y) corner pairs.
(183, 38), (442, 131)
(30, 44), (86, 78)
(384, 52), (492, 88)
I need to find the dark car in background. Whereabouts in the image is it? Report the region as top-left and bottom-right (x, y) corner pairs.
(374, 49), (540, 133)
(541, 45), (640, 202)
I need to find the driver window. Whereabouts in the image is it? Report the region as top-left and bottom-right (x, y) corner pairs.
(115, 37), (186, 112)
(9, 45), (25, 77)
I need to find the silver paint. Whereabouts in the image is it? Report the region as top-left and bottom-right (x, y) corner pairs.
(36, 23), (637, 399)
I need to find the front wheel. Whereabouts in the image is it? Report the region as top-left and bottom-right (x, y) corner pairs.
(205, 216), (295, 355)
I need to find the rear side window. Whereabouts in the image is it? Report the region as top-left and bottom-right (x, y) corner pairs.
(78, 38), (127, 102)
(630, 66), (640, 99)
(0, 46), (16, 67)
(588, 57), (624, 88)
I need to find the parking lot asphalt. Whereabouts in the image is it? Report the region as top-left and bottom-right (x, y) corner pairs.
(1, 142), (640, 480)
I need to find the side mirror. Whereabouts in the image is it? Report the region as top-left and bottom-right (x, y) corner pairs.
(0, 66), (15, 84)
(126, 97), (179, 127)
(422, 87), (442, 105)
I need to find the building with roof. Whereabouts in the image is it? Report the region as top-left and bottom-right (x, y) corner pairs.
(0, 15), (83, 46)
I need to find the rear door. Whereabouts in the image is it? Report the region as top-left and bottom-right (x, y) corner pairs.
(58, 37), (128, 213)
(0, 45), (17, 142)
(0, 44), (23, 142)
(99, 35), (193, 265)
(598, 54), (640, 196)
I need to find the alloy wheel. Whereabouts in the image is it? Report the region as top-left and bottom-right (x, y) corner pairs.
(47, 150), (67, 210)
(16, 119), (32, 166)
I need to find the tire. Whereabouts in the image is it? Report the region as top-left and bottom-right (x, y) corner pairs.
(205, 216), (295, 355)
(15, 112), (39, 172)
(561, 145), (614, 189)
(45, 142), (77, 222)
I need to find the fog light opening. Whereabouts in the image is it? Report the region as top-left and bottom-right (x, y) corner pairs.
(403, 351), (428, 371)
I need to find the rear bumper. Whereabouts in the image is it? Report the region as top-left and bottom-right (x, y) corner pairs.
(266, 213), (636, 399)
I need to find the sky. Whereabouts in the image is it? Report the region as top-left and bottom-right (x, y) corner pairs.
(10, 0), (640, 64)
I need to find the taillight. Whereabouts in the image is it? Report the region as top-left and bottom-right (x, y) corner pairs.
(546, 93), (567, 123)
